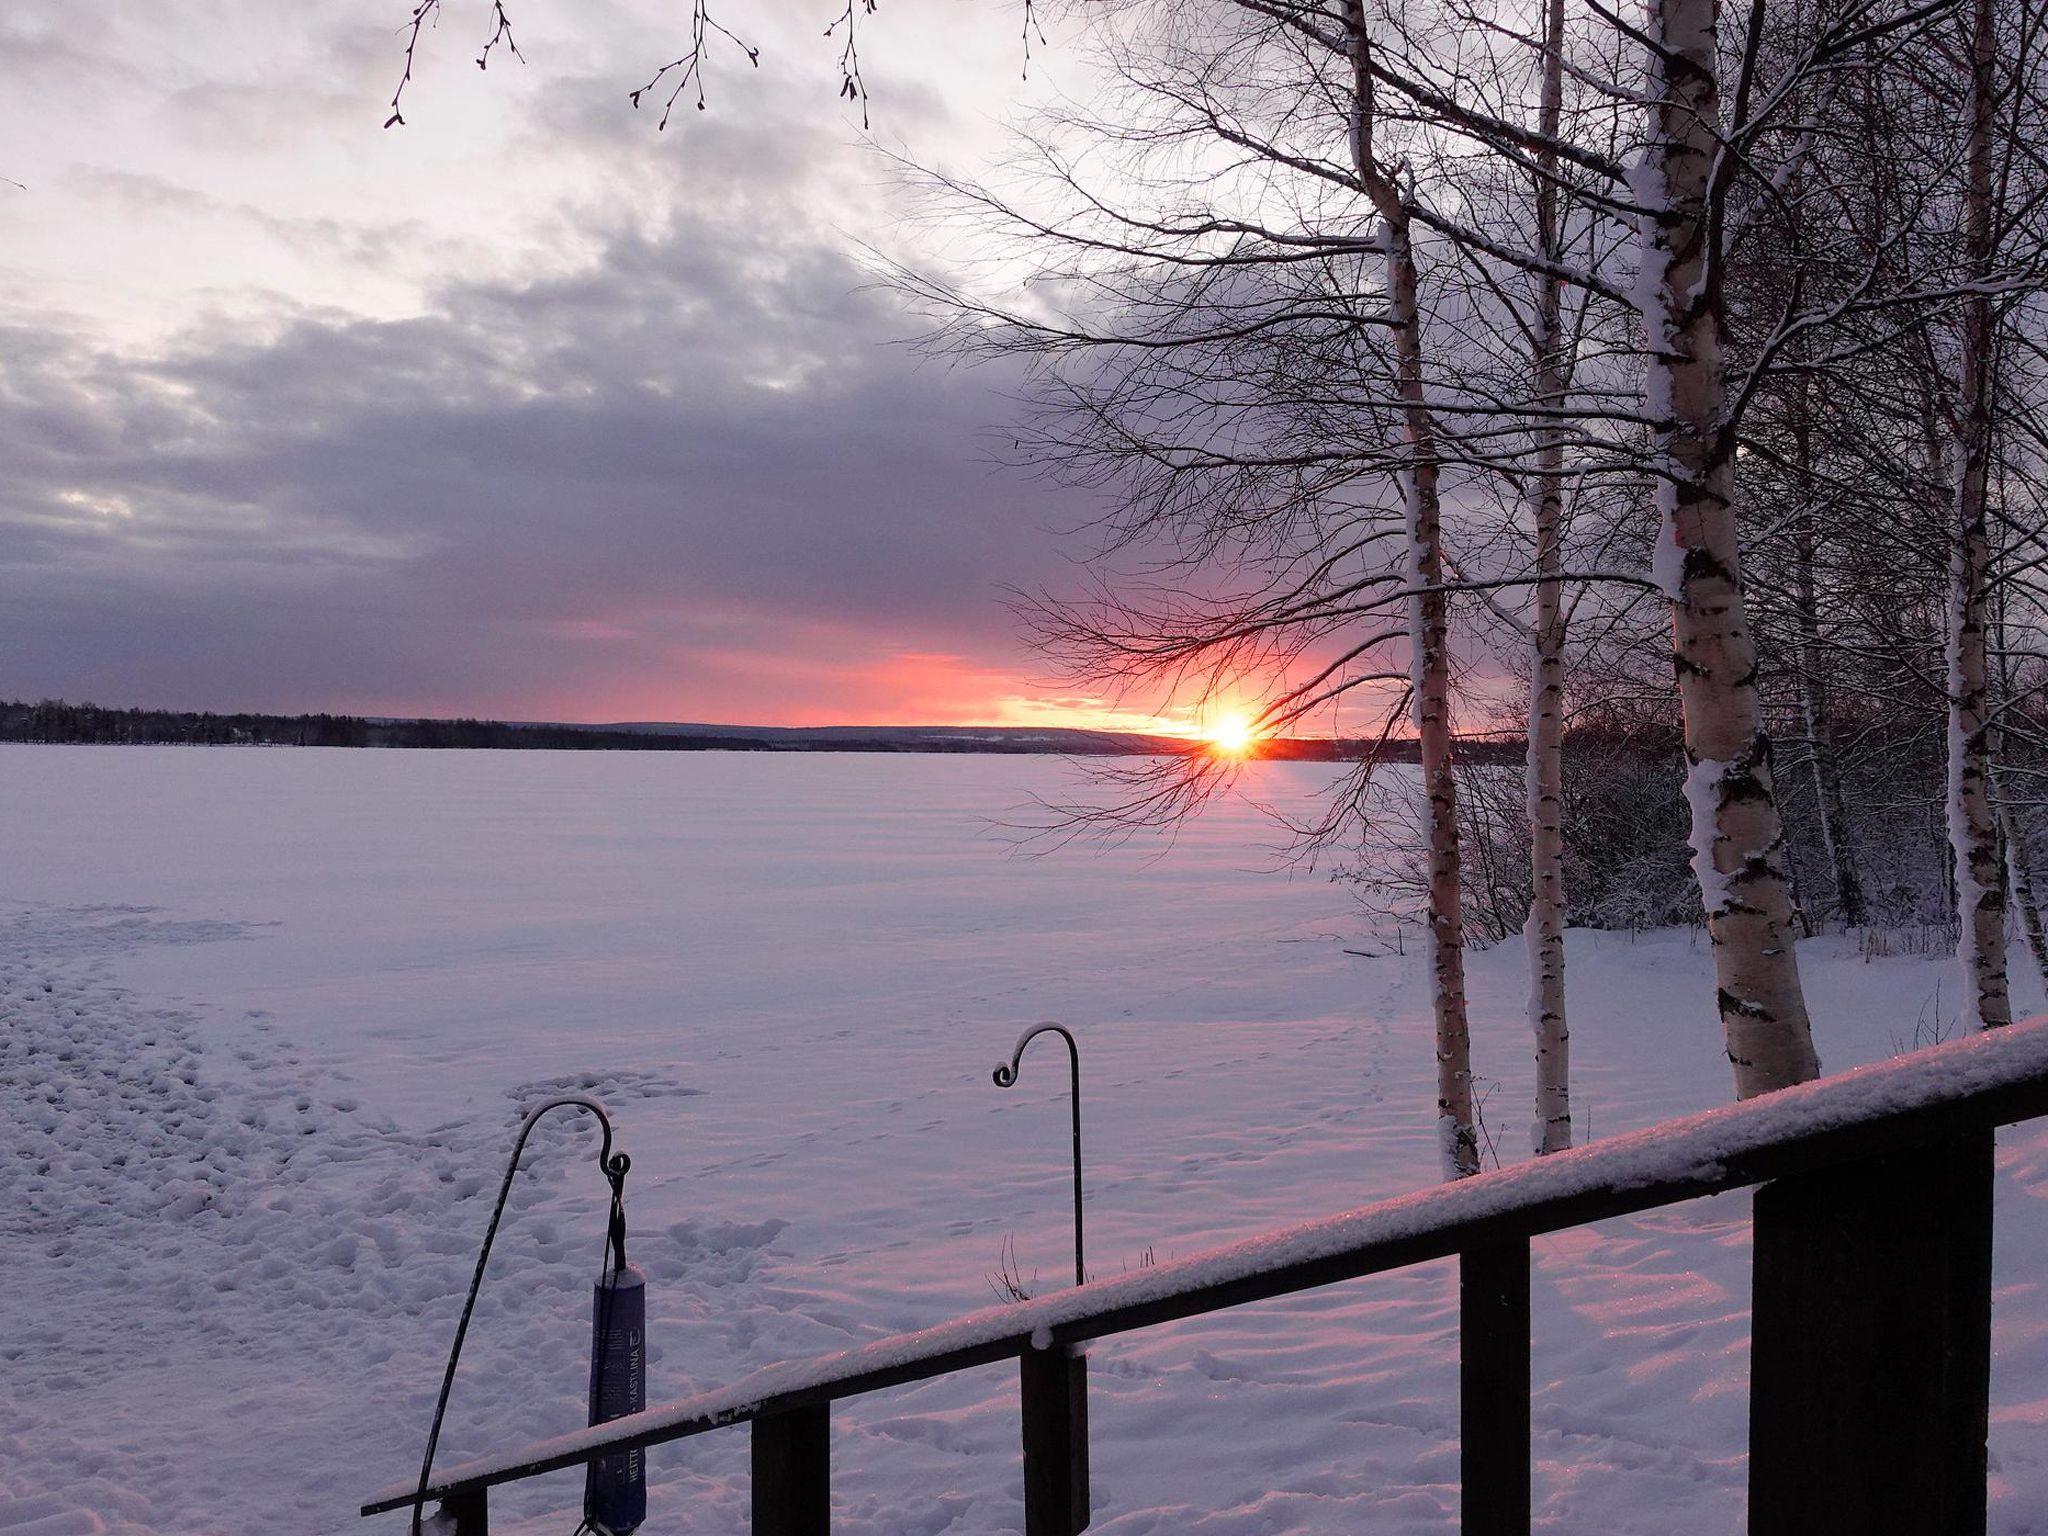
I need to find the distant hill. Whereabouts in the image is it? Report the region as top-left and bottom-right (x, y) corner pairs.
(0, 698), (1416, 760)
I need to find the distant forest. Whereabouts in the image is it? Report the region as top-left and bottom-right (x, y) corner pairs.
(0, 698), (1412, 760)
(0, 698), (763, 751)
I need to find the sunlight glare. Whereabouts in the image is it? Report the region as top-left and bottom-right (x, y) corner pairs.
(1206, 711), (1257, 758)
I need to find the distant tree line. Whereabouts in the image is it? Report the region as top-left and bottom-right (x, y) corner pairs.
(0, 697), (1439, 760)
(0, 699), (766, 751)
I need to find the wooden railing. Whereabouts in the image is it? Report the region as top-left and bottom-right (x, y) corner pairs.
(362, 1016), (2048, 1535)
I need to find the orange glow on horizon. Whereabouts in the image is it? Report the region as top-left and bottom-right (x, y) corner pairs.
(516, 625), (1382, 738)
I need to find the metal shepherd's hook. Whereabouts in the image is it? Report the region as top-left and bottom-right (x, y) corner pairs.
(994, 1022), (1085, 1288)
(411, 1096), (630, 1536)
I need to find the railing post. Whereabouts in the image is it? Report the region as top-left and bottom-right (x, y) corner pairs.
(436, 1490), (487, 1535)
(753, 1403), (830, 1536)
(1749, 1129), (1994, 1535)
(1021, 1343), (1090, 1536)
(1460, 1240), (1531, 1536)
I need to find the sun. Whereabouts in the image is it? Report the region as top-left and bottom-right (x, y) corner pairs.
(1205, 710), (1258, 759)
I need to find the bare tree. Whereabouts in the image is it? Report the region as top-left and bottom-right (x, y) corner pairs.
(1636, 0), (1821, 1093)
(1338, 0), (1479, 1174)
(1948, 0), (2013, 1028)
(1525, 0), (1574, 1151)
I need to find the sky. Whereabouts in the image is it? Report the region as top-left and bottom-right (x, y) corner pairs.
(0, 1), (1200, 730)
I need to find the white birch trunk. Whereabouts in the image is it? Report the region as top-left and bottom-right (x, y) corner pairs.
(1346, 3), (1478, 1176)
(1948, 0), (2011, 1031)
(1396, 225), (1479, 1178)
(1527, 0), (1571, 1154)
(1950, 512), (2009, 1028)
(1638, 0), (1820, 1096)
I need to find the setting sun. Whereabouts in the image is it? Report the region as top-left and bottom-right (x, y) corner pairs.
(1205, 711), (1259, 758)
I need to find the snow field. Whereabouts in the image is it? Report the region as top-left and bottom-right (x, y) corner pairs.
(3, 745), (2046, 1534)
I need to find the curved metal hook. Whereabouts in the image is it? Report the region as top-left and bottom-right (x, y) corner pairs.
(411, 1096), (627, 1536)
(516, 1093), (630, 1188)
(993, 1021), (1078, 1089)
(992, 1022), (1084, 1288)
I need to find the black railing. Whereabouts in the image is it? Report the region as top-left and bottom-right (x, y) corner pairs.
(363, 1016), (2048, 1536)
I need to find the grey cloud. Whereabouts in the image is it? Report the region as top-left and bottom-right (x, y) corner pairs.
(1, 201), (1097, 718)
(67, 167), (437, 268)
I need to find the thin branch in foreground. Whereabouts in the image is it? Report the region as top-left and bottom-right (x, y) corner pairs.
(385, 0), (525, 128)
(631, 1), (762, 129)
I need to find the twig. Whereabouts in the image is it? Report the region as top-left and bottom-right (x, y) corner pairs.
(386, 0), (524, 129)
(631, 0), (761, 129)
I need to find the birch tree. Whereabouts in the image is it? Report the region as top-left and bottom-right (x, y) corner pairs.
(1339, 0), (1478, 1174)
(1526, 0), (1573, 1151)
(1635, 0), (1821, 1094)
(1948, 0), (2012, 1029)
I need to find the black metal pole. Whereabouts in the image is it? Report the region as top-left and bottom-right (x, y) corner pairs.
(412, 1096), (627, 1536)
(994, 1022), (1084, 1287)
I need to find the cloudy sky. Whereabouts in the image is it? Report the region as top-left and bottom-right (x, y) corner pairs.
(1, 2), (1168, 728)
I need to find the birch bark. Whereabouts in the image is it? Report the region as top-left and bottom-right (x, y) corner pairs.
(1640, 0), (1820, 1095)
(1949, 0), (2011, 1030)
(1345, 1), (1478, 1175)
(1527, 0), (1571, 1154)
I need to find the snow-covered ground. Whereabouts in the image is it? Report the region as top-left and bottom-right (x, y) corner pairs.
(4, 744), (2046, 1536)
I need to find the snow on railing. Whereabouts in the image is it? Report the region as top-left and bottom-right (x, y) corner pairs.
(365, 1014), (2048, 1536)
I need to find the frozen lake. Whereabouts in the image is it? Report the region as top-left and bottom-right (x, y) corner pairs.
(5, 745), (2046, 1534)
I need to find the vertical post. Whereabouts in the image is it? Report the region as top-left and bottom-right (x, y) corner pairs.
(1021, 1344), (1090, 1536)
(437, 1490), (488, 1536)
(1749, 1131), (1994, 1535)
(753, 1404), (831, 1536)
(993, 1022), (1086, 1287)
(1460, 1241), (1532, 1536)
